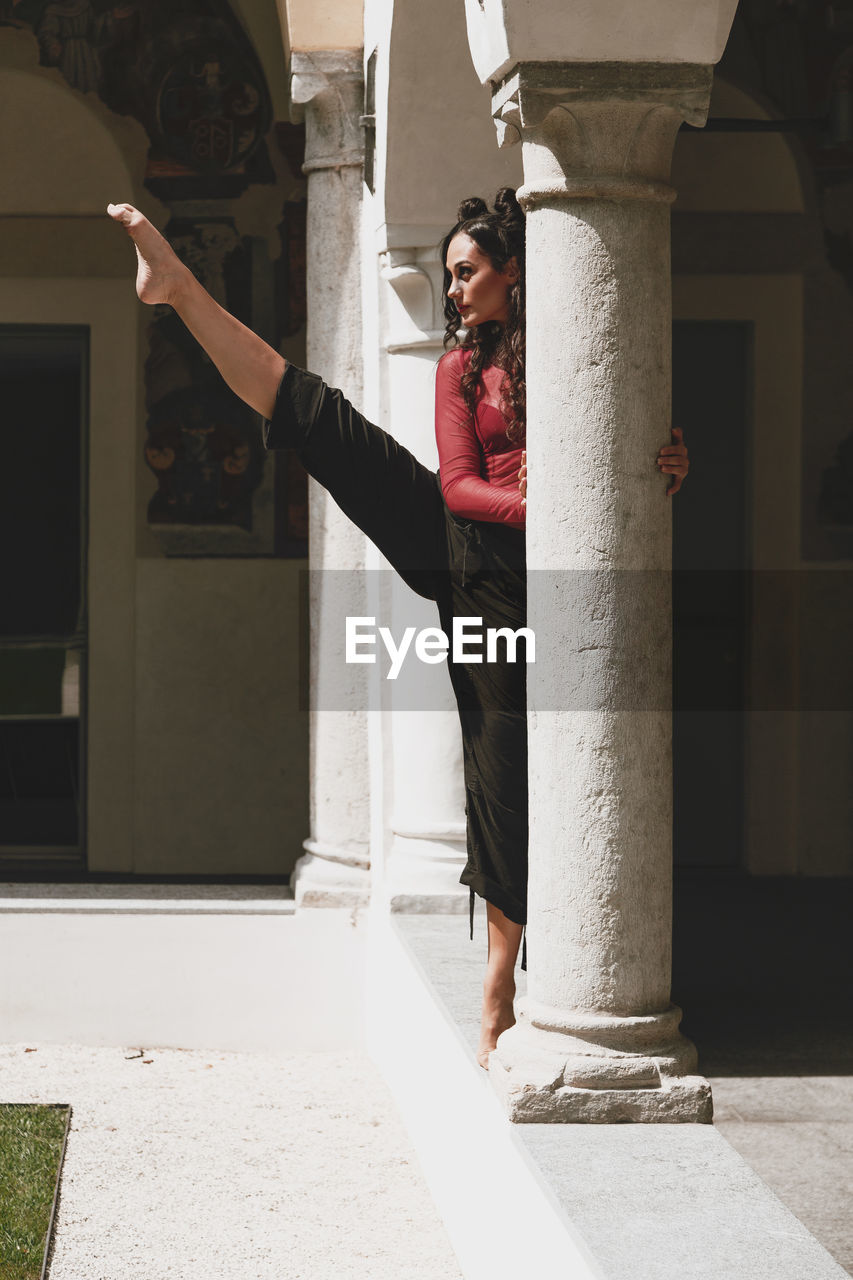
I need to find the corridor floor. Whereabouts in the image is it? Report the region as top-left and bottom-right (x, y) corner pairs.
(711, 1074), (853, 1276)
(401, 909), (853, 1279)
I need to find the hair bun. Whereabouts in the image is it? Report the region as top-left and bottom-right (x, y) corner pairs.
(493, 187), (523, 223)
(457, 196), (488, 222)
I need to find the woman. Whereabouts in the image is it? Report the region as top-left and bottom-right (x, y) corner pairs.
(107, 192), (688, 1068)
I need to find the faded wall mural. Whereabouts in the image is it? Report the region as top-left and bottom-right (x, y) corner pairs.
(2, 0), (308, 555)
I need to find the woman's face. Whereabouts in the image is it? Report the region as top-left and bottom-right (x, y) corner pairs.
(445, 232), (517, 327)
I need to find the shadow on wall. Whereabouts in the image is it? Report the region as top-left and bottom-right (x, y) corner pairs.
(673, 872), (853, 1076)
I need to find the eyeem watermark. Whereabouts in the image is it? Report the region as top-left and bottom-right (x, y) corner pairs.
(346, 616), (536, 680)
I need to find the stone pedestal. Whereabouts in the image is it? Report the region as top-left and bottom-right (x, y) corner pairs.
(289, 52), (371, 908)
(489, 64), (714, 1122)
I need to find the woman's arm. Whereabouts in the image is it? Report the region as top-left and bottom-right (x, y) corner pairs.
(435, 350), (526, 527)
(107, 203), (285, 419)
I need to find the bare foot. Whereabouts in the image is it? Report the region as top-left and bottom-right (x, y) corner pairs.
(477, 974), (516, 1070)
(106, 202), (190, 308)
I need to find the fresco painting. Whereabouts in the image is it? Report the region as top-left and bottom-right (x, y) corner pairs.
(1, 0), (307, 553)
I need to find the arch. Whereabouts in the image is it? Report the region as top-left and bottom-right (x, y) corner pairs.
(0, 35), (144, 215)
(672, 77), (806, 213)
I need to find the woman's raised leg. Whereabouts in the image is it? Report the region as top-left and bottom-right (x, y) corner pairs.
(107, 203), (285, 419)
(111, 203), (525, 1061)
(107, 201), (446, 592)
(478, 902), (524, 1069)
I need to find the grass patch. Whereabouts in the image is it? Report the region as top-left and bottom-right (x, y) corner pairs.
(0, 1104), (70, 1280)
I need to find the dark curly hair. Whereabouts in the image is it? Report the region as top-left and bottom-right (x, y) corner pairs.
(439, 187), (526, 443)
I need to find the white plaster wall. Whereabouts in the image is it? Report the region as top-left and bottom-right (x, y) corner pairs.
(378, 0), (521, 240)
(134, 560), (307, 875)
(0, 905), (364, 1051)
(365, 0), (513, 908)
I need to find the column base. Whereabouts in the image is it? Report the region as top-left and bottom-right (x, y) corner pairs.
(389, 892), (470, 913)
(490, 1061), (712, 1123)
(291, 848), (370, 910)
(489, 1000), (713, 1124)
(385, 832), (468, 914)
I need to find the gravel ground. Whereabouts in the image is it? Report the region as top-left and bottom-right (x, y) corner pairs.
(0, 1043), (463, 1280)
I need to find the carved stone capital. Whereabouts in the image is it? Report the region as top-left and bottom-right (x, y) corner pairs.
(379, 245), (446, 353)
(290, 50), (365, 173)
(491, 62), (714, 208)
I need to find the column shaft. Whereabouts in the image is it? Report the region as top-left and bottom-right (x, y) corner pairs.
(526, 195), (673, 1018)
(290, 51), (371, 906)
(489, 64), (714, 1121)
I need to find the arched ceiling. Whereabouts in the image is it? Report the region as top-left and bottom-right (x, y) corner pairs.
(230, 0), (291, 119)
(673, 79), (805, 214)
(0, 42), (144, 215)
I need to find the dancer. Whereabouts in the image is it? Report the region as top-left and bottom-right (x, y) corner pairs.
(107, 193), (688, 1068)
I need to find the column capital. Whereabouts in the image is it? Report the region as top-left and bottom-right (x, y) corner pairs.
(290, 50), (365, 173)
(491, 61), (714, 207)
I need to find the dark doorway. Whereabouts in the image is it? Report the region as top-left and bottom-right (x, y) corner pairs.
(0, 327), (88, 868)
(672, 321), (751, 868)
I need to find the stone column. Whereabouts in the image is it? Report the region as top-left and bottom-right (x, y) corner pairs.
(377, 243), (468, 912)
(489, 64), (714, 1121)
(289, 51), (371, 907)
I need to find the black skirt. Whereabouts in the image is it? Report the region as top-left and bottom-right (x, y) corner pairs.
(265, 363), (528, 926)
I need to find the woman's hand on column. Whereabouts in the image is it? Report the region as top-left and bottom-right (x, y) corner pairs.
(657, 427), (689, 497)
(519, 450), (527, 509)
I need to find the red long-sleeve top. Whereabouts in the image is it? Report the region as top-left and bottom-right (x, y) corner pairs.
(435, 347), (526, 530)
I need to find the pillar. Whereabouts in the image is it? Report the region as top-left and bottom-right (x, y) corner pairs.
(289, 51), (371, 907)
(377, 242), (468, 911)
(489, 63), (714, 1121)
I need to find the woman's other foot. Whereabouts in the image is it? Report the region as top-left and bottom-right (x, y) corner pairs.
(106, 202), (190, 308)
(477, 903), (523, 1069)
(477, 974), (516, 1069)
